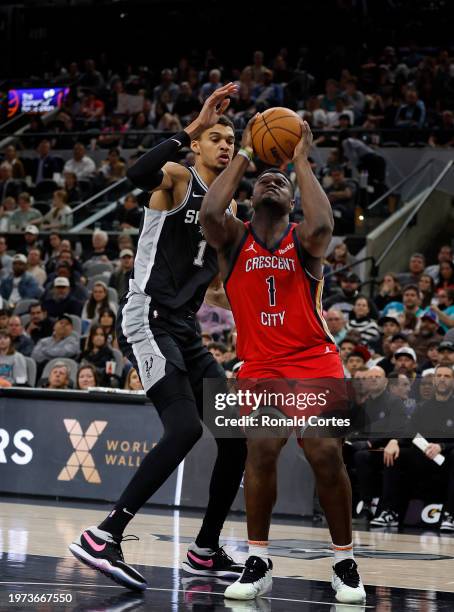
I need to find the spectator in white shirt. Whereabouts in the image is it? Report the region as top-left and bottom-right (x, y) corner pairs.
(63, 143), (96, 180)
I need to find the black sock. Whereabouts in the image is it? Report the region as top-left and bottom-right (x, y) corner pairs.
(98, 507), (135, 539)
(195, 437), (247, 550)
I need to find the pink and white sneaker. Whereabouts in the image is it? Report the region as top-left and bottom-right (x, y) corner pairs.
(182, 543), (244, 578)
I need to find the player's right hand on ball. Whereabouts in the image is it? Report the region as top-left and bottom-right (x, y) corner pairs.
(241, 113), (260, 150)
(198, 82), (238, 130)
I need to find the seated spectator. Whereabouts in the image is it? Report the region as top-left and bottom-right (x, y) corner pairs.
(7, 315), (34, 357)
(376, 333), (409, 375)
(393, 346), (418, 381)
(83, 230), (114, 263)
(432, 288), (454, 332)
(0, 253), (42, 308)
(436, 260), (454, 294)
(19, 224), (42, 256)
(0, 162), (19, 201)
(428, 111), (454, 147)
(38, 190), (73, 231)
(379, 314), (401, 339)
(418, 273), (435, 308)
(387, 371), (413, 413)
(251, 69), (283, 111)
(345, 345), (370, 377)
(383, 284), (424, 332)
(153, 68), (180, 103)
(63, 172), (82, 204)
(418, 340), (441, 374)
(124, 367), (143, 391)
(371, 365), (454, 530)
(117, 232), (135, 255)
(43, 232), (63, 266)
(325, 167), (355, 235)
(32, 315), (80, 367)
(31, 139), (60, 184)
(394, 88), (426, 129)
(346, 296), (381, 348)
(76, 363), (99, 390)
(326, 242), (355, 281)
(63, 143), (96, 180)
(8, 192), (42, 231)
(98, 113), (127, 149)
(3, 144), (25, 179)
(79, 91), (105, 125)
(341, 77), (366, 122)
(418, 371), (435, 401)
(396, 253), (426, 287)
(40, 361), (72, 390)
(117, 194), (142, 230)
(24, 303), (54, 344)
(41, 276), (83, 317)
(44, 259), (87, 304)
(81, 324), (117, 386)
(425, 244), (453, 283)
(0, 197), (17, 232)
(410, 310), (443, 363)
(352, 367), (406, 521)
(82, 281), (117, 323)
(325, 308), (348, 345)
(319, 78), (339, 112)
(124, 112), (154, 149)
(109, 249), (134, 299)
(99, 148), (126, 185)
(438, 341), (454, 367)
(199, 69), (223, 102)
(374, 274), (402, 313)
(207, 341), (228, 365)
(0, 308), (9, 330)
(0, 235), (13, 278)
(173, 83), (200, 125)
(98, 307), (118, 348)
(197, 302), (234, 341)
(27, 248), (47, 287)
(324, 273), (379, 319)
(0, 330), (27, 387)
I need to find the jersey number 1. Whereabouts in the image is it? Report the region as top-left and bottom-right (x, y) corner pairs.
(266, 276), (276, 306)
(194, 239), (207, 267)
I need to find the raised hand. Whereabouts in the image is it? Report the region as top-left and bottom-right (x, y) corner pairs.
(197, 82), (238, 131)
(292, 120), (313, 161)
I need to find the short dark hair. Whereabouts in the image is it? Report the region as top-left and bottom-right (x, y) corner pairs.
(207, 341), (227, 353)
(215, 115), (235, 131)
(256, 168), (294, 194)
(403, 284), (419, 294)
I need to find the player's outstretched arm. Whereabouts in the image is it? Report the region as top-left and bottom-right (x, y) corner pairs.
(293, 121), (334, 259)
(200, 115), (257, 250)
(127, 83), (238, 193)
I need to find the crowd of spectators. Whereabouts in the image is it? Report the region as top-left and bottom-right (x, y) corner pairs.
(1, 48), (454, 527)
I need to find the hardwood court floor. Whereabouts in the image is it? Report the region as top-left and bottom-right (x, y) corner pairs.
(1, 498), (454, 610)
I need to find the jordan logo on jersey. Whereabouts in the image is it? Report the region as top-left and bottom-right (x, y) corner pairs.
(245, 241), (257, 254)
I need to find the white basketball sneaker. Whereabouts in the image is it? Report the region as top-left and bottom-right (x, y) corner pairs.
(332, 559), (366, 604)
(224, 556), (273, 600)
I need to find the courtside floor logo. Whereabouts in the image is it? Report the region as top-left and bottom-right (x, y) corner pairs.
(58, 419), (107, 484)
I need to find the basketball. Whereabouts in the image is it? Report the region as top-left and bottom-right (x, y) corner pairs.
(251, 107), (303, 166)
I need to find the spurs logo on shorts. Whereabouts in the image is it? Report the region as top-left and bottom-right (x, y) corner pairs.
(144, 358), (154, 379)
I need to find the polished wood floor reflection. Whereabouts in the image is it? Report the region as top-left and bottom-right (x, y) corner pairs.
(1, 498), (454, 610)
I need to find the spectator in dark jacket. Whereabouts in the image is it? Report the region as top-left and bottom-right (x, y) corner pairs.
(41, 276), (83, 317)
(109, 249), (134, 299)
(7, 316), (34, 357)
(81, 324), (117, 386)
(117, 193), (143, 230)
(24, 303), (54, 344)
(31, 139), (61, 184)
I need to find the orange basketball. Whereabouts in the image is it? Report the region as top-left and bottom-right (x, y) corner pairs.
(251, 107), (303, 166)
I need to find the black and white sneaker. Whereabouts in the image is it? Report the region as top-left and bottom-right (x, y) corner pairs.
(69, 526), (147, 591)
(332, 559), (366, 604)
(224, 556), (272, 600)
(440, 511), (454, 532)
(369, 510), (399, 527)
(182, 544), (244, 578)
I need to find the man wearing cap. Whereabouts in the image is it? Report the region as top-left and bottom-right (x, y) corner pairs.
(109, 249), (134, 299)
(19, 225), (43, 256)
(379, 315), (401, 339)
(393, 346), (418, 379)
(438, 341), (454, 368)
(0, 253), (42, 308)
(376, 333), (409, 375)
(324, 273), (379, 319)
(44, 260), (88, 304)
(31, 315), (80, 370)
(409, 310), (443, 362)
(41, 277), (83, 318)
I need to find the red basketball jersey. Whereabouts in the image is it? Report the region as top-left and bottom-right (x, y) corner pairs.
(225, 222), (335, 364)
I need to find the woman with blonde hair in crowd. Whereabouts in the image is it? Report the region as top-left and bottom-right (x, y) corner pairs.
(124, 367), (143, 391)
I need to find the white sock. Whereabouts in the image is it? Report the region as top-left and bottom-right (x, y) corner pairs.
(332, 541), (354, 565)
(248, 540), (269, 563)
(189, 542), (215, 555)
